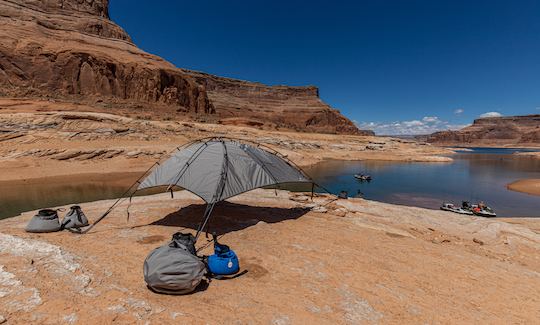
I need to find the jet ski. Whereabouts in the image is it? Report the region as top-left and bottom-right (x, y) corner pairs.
(471, 203), (496, 218)
(354, 174), (372, 181)
(440, 203), (473, 215)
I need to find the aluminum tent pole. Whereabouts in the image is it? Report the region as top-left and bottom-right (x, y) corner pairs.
(195, 202), (217, 241)
(194, 140), (229, 242)
(78, 139), (202, 234)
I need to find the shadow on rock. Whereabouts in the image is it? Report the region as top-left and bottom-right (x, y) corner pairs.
(146, 279), (210, 295)
(148, 201), (310, 235)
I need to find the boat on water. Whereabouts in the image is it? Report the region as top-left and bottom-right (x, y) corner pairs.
(471, 204), (497, 218)
(462, 201), (497, 218)
(440, 203), (474, 215)
(354, 174), (372, 181)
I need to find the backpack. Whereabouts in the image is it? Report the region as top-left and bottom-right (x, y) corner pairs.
(25, 209), (62, 233)
(143, 232), (206, 295)
(62, 205), (89, 229)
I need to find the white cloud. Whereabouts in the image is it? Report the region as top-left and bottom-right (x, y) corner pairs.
(403, 120), (424, 127)
(454, 108), (464, 115)
(356, 116), (468, 136)
(422, 116), (439, 123)
(536, 107), (540, 110)
(479, 111), (502, 118)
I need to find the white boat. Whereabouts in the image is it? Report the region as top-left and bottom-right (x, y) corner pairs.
(471, 204), (497, 218)
(440, 203), (474, 215)
(354, 174), (372, 181)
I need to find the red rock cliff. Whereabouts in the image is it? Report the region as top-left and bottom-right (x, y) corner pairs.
(0, 0), (364, 134)
(427, 115), (540, 146)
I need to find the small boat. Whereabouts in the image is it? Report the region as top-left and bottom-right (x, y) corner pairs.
(354, 174), (372, 181)
(471, 204), (496, 218)
(440, 203), (473, 215)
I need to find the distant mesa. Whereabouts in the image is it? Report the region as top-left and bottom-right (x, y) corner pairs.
(0, 0), (370, 135)
(427, 115), (540, 146)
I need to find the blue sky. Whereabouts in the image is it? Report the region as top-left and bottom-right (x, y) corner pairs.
(110, 0), (540, 135)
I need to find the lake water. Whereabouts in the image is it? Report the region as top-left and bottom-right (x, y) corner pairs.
(305, 147), (540, 217)
(0, 173), (141, 220)
(0, 148), (538, 219)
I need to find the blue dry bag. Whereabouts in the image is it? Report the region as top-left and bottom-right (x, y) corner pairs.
(207, 234), (240, 276)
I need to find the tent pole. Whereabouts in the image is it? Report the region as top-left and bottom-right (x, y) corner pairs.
(195, 140), (229, 242)
(78, 159), (162, 234)
(166, 141), (209, 192)
(195, 202), (216, 241)
(77, 139), (206, 234)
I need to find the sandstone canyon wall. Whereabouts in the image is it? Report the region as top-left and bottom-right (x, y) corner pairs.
(0, 0), (365, 134)
(427, 115), (540, 146)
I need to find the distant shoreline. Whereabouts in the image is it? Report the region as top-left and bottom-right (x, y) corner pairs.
(507, 179), (540, 197)
(435, 143), (540, 149)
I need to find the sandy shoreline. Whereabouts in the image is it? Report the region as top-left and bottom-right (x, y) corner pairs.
(0, 104), (454, 183)
(0, 153), (452, 183)
(514, 151), (540, 159)
(0, 171), (141, 186)
(507, 179), (540, 196)
(430, 143), (540, 149)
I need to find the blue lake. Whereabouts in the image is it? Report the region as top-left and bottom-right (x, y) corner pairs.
(305, 147), (540, 217)
(1, 147), (538, 219)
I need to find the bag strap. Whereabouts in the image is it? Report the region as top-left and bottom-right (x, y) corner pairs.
(208, 270), (248, 280)
(75, 207), (83, 223)
(170, 238), (193, 253)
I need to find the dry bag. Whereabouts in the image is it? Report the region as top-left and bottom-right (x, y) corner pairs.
(62, 205), (89, 229)
(143, 232), (206, 295)
(25, 209), (62, 233)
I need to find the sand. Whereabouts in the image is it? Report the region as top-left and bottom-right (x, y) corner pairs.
(507, 179), (540, 196)
(515, 151), (540, 159)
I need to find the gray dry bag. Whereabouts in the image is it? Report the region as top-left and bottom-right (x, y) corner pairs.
(62, 205), (89, 229)
(143, 232), (207, 295)
(25, 209), (62, 233)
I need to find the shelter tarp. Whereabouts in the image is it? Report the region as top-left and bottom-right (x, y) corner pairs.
(138, 139), (312, 203)
(80, 138), (314, 236)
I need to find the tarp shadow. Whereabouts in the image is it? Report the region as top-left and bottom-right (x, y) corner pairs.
(149, 201), (310, 235)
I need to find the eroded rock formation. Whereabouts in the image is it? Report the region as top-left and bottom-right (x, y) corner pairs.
(0, 0), (213, 115)
(0, 0), (364, 134)
(427, 115), (540, 146)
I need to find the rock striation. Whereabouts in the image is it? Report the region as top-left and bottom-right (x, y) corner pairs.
(0, 0), (213, 114)
(427, 115), (540, 146)
(1, 189), (539, 323)
(185, 71), (366, 134)
(0, 0), (364, 134)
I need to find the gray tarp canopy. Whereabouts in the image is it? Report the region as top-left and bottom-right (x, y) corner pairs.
(81, 137), (314, 236)
(138, 138), (312, 202)
(137, 138), (314, 239)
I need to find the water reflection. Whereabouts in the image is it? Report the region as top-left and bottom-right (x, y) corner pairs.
(0, 173), (141, 219)
(306, 149), (540, 217)
(1, 148), (538, 219)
